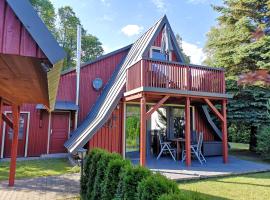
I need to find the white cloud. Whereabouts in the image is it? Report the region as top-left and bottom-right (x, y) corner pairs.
(151, 0), (167, 12)
(182, 41), (206, 65)
(121, 25), (144, 37)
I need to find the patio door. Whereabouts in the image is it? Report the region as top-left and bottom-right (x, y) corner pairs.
(4, 113), (28, 158)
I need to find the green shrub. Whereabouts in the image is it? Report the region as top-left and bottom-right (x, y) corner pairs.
(137, 173), (178, 200)
(114, 165), (151, 200)
(101, 159), (131, 200)
(158, 192), (206, 200)
(256, 125), (270, 159)
(81, 148), (105, 200)
(92, 151), (121, 200)
(86, 148), (107, 200)
(228, 123), (250, 143)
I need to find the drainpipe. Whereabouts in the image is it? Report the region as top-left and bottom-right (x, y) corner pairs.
(74, 25), (82, 129)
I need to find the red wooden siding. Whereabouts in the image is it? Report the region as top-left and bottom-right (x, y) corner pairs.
(0, 104), (49, 157)
(153, 30), (162, 47)
(0, 0), (45, 58)
(78, 50), (129, 122)
(194, 107), (214, 141)
(56, 71), (76, 102)
(88, 104), (123, 154)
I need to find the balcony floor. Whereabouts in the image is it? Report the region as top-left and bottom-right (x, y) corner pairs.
(126, 151), (270, 181)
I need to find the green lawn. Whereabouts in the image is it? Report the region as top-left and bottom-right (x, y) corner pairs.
(0, 158), (80, 181)
(178, 172), (270, 200)
(229, 142), (270, 164)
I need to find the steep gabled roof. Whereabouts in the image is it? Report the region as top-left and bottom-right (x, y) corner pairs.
(64, 15), (185, 153)
(6, 0), (66, 64)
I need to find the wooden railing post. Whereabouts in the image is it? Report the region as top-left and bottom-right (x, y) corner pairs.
(141, 60), (145, 87)
(186, 65), (191, 90)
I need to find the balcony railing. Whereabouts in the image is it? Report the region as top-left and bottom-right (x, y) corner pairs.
(126, 59), (225, 94)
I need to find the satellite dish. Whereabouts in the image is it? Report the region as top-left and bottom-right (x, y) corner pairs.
(92, 78), (103, 91)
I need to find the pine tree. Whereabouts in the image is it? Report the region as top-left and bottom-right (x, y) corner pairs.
(204, 0), (270, 75)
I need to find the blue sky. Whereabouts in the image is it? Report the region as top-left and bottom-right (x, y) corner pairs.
(50, 0), (223, 64)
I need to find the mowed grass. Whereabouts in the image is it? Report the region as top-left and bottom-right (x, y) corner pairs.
(0, 158), (80, 181)
(229, 142), (270, 164)
(178, 172), (270, 200)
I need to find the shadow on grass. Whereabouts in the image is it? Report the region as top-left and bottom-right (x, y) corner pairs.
(180, 188), (229, 200)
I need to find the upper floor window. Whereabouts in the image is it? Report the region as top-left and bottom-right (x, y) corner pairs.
(150, 46), (172, 61)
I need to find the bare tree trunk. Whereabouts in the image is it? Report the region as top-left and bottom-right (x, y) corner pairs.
(249, 125), (257, 152)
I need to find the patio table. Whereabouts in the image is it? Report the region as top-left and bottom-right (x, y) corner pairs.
(170, 138), (185, 160)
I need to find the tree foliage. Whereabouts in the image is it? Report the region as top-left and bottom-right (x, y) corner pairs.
(204, 0), (270, 75)
(30, 1), (104, 70)
(226, 78), (270, 150)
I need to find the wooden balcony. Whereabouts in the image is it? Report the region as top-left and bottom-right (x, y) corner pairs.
(126, 59), (227, 99)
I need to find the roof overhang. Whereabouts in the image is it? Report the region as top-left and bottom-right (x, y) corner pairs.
(36, 101), (79, 111)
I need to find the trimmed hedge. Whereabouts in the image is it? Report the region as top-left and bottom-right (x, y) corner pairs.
(137, 173), (178, 200)
(114, 165), (152, 200)
(101, 159), (131, 200)
(80, 148), (205, 200)
(92, 152), (121, 200)
(80, 148), (105, 200)
(86, 148), (107, 200)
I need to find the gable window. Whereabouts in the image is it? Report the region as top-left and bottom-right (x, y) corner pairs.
(150, 46), (172, 61)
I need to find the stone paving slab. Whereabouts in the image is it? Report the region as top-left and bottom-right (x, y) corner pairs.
(0, 173), (80, 200)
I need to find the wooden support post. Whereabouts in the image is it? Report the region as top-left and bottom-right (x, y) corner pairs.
(9, 105), (20, 186)
(0, 98), (2, 136)
(140, 96), (146, 166)
(222, 100), (228, 163)
(185, 97), (191, 166)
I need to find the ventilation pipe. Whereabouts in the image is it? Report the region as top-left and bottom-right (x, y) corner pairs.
(75, 25), (82, 129)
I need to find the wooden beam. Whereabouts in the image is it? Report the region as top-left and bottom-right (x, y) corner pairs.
(204, 98), (224, 122)
(185, 97), (191, 166)
(124, 93), (143, 102)
(222, 100), (228, 163)
(140, 96), (146, 166)
(145, 95), (170, 120)
(0, 98), (2, 138)
(9, 105), (20, 186)
(2, 113), (13, 129)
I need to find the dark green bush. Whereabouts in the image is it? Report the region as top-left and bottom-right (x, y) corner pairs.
(228, 123), (250, 143)
(92, 151), (121, 200)
(137, 173), (178, 200)
(101, 159), (131, 200)
(114, 165), (152, 200)
(86, 148), (107, 200)
(81, 148), (105, 200)
(158, 192), (206, 200)
(256, 125), (270, 159)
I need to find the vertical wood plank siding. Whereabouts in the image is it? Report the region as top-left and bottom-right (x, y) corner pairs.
(0, 0), (45, 58)
(195, 107), (214, 141)
(0, 104), (49, 157)
(78, 50), (128, 123)
(88, 104), (123, 154)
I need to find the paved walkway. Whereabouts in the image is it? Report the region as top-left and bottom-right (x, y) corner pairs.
(0, 173), (80, 200)
(147, 156), (270, 180)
